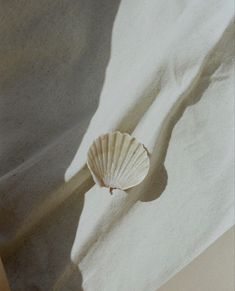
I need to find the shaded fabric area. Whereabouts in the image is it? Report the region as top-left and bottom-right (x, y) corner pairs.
(0, 0), (120, 290)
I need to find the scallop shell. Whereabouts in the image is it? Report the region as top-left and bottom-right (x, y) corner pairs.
(87, 132), (150, 193)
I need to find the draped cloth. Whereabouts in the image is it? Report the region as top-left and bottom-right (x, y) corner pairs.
(0, 0), (234, 290)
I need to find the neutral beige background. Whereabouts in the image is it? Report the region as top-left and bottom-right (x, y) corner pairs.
(159, 226), (235, 291)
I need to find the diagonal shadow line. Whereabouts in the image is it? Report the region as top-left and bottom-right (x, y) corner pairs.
(2, 168), (94, 291)
(51, 263), (79, 291)
(139, 19), (233, 202)
(73, 20), (233, 264)
(117, 68), (165, 134)
(0, 167), (94, 258)
(2, 1), (122, 290)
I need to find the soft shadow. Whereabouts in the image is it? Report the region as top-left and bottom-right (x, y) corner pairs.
(124, 21), (233, 202)
(4, 178), (92, 291)
(0, 0), (121, 290)
(117, 72), (164, 134)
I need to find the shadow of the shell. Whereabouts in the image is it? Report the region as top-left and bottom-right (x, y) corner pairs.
(123, 21), (233, 202)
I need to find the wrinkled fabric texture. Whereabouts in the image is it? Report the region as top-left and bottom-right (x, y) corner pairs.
(0, 0), (234, 290)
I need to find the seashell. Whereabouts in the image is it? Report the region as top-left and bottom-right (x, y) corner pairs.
(87, 131), (150, 193)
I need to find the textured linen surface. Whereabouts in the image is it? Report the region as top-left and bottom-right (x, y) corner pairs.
(0, 0), (234, 290)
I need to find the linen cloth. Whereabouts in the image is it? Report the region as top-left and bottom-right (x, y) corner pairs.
(0, 0), (234, 290)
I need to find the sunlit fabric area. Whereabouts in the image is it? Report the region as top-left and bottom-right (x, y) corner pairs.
(0, 0), (234, 290)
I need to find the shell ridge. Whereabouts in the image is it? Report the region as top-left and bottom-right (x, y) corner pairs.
(106, 134), (111, 186)
(93, 140), (104, 183)
(115, 141), (140, 184)
(87, 132), (150, 191)
(111, 132), (125, 187)
(98, 137), (105, 181)
(88, 150), (102, 185)
(122, 153), (149, 183)
(88, 151), (100, 178)
(113, 133), (129, 184)
(101, 135), (107, 181)
(104, 133), (111, 185)
(109, 132), (117, 184)
(128, 151), (148, 172)
(121, 157), (148, 185)
(114, 138), (137, 183)
(110, 132), (118, 185)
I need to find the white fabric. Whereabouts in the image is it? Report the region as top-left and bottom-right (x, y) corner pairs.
(70, 0), (234, 290)
(0, 0), (234, 290)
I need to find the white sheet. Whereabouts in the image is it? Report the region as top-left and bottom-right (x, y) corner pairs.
(0, 0), (234, 290)
(70, 0), (234, 290)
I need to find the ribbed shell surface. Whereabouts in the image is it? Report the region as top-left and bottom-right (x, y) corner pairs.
(87, 132), (150, 191)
